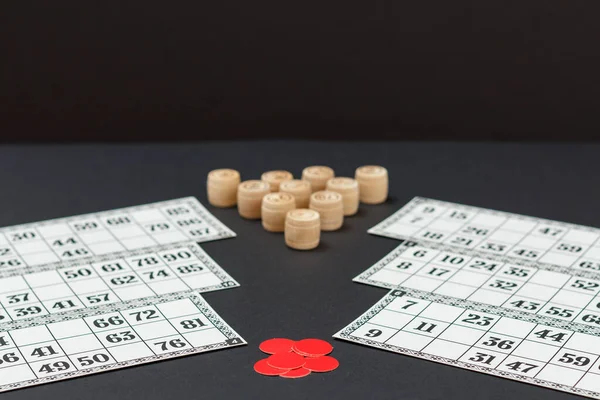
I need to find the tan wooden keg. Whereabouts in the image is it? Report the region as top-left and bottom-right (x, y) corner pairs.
(261, 170), (294, 192)
(206, 169), (241, 208)
(237, 180), (271, 219)
(355, 165), (388, 204)
(309, 190), (344, 231)
(279, 179), (312, 208)
(285, 209), (321, 250)
(301, 166), (335, 192)
(326, 177), (359, 216)
(261, 192), (296, 232)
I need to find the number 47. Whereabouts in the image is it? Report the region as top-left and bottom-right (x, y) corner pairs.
(505, 361), (538, 373)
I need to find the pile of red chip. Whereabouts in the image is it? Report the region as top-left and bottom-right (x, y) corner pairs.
(254, 338), (339, 379)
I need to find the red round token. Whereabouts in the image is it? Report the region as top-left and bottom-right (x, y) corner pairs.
(303, 356), (339, 373)
(293, 339), (333, 357)
(259, 338), (296, 355)
(267, 352), (306, 370)
(254, 359), (290, 376)
(280, 367), (311, 379)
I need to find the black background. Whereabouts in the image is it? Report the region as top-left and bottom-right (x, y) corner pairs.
(1, 141), (596, 399)
(2, 0), (600, 141)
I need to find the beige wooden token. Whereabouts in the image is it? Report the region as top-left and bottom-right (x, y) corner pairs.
(279, 179), (312, 208)
(285, 209), (320, 250)
(261, 192), (296, 232)
(261, 170), (293, 192)
(326, 177), (359, 216)
(302, 166), (335, 192)
(355, 165), (388, 204)
(207, 169), (241, 208)
(309, 190), (344, 231)
(237, 180), (271, 219)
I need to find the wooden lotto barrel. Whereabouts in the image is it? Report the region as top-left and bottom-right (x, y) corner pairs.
(261, 192), (296, 232)
(326, 177), (359, 216)
(309, 190), (344, 231)
(285, 209), (321, 250)
(279, 179), (312, 208)
(355, 165), (388, 204)
(237, 180), (271, 219)
(261, 170), (294, 192)
(207, 169), (241, 208)
(302, 166), (335, 192)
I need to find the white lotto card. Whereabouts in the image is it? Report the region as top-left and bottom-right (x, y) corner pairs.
(0, 291), (245, 393)
(0, 197), (235, 271)
(0, 242), (239, 323)
(369, 197), (600, 272)
(354, 243), (600, 327)
(334, 288), (600, 399)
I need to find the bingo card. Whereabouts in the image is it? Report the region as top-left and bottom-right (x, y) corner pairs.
(369, 197), (600, 273)
(334, 289), (600, 399)
(354, 242), (600, 327)
(0, 291), (246, 393)
(0, 197), (235, 271)
(0, 242), (239, 323)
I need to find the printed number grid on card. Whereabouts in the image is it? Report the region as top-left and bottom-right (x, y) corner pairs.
(334, 289), (600, 399)
(369, 197), (600, 272)
(0, 243), (239, 323)
(0, 197), (235, 271)
(354, 243), (600, 327)
(0, 292), (246, 393)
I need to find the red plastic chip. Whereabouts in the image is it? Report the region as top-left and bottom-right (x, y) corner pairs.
(280, 367), (311, 379)
(303, 356), (339, 373)
(254, 359), (290, 376)
(259, 338), (295, 355)
(293, 339), (333, 357)
(267, 352), (306, 370)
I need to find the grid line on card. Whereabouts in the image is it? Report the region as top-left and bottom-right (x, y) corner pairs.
(334, 290), (600, 400)
(0, 292), (246, 393)
(368, 197), (600, 273)
(151, 303), (195, 348)
(502, 216), (544, 258)
(534, 336), (596, 386)
(354, 243), (600, 329)
(28, 226), (61, 264)
(79, 315), (116, 358)
(99, 208), (165, 253)
(390, 301), (467, 352)
(5, 330), (37, 377)
(114, 309), (160, 355)
(44, 323), (72, 362)
(59, 272), (96, 309)
(18, 274), (50, 319)
(71, 217), (125, 260)
(0, 197), (235, 272)
(538, 274), (576, 315)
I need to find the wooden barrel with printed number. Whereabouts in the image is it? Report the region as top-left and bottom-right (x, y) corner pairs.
(285, 209), (321, 250)
(237, 180), (271, 219)
(262, 192), (296, 232)
(309, 190), (344, 231)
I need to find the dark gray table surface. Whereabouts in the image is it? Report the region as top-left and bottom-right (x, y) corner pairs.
(1, 140), (598, 400)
